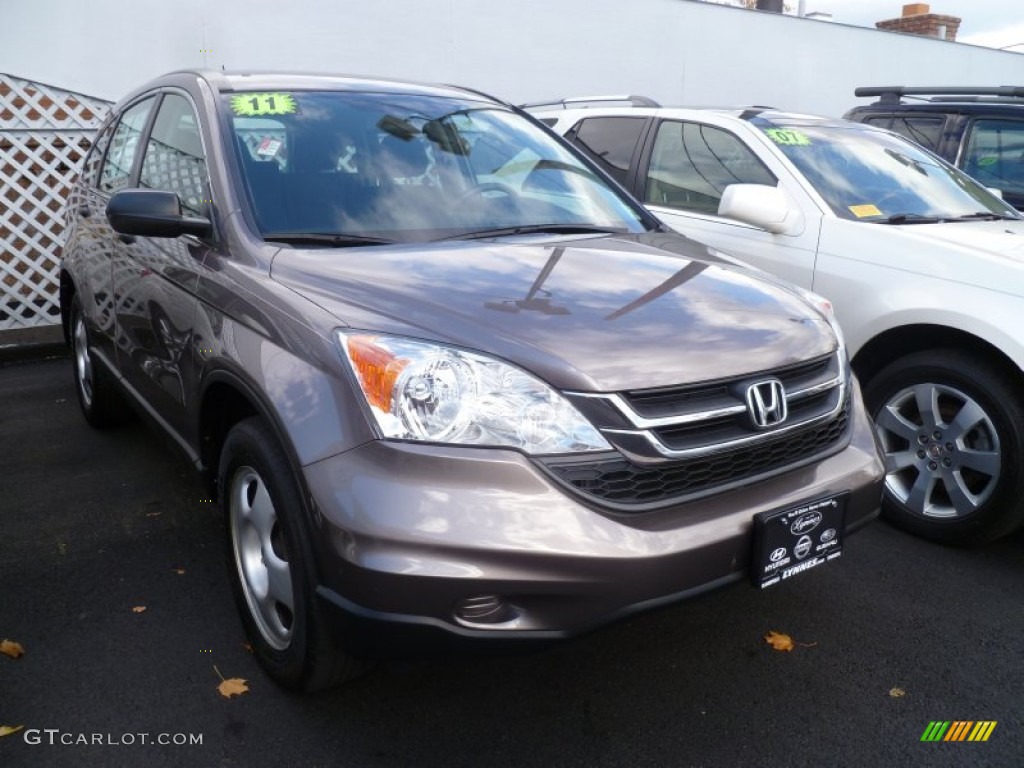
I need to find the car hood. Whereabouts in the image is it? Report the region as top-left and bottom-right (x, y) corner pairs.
(857, 218), (1024, 295)
(271, 233), (835, 392)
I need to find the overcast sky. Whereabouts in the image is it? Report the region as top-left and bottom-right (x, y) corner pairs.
(804, 0), (1024, 48)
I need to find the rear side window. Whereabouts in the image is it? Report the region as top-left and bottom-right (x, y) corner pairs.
(962, 119), (1024, 200)
(139, 93), (209, 215)
(874, 116), (946, 154)
(644, 120), (775, 214)
(569, 117), (646, 185)
(81, 118), (117, 188)
(99, 97), (155, 194)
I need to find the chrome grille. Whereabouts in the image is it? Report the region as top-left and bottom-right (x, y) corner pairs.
(549, 351), (851, 508)
(568, 351), (846, 460)
(542, 398), (851, 508)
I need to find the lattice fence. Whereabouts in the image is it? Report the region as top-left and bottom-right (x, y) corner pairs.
(1, 74), (111, 330)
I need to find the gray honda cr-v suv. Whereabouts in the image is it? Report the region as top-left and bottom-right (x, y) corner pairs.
(60, 70), (883, 691)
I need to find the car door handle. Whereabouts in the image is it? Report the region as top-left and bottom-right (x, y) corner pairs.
(77, 205), (92, 218)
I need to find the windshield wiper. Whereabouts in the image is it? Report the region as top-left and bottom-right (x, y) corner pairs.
(950, 211), (1019, 221)
(875, 213), (943, 225)
(263, 232), (394, 247)
(441, 224), (626, 242)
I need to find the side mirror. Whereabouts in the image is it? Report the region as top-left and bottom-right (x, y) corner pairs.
(718, 183), (802, 235)
(106, 189), (212, 239)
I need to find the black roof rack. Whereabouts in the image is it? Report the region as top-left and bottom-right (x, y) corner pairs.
(520, 94), (660, 110)
(855, 86), (1024, 104)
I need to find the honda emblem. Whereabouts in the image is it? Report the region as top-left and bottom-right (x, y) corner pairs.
(746, 379), (787, 428)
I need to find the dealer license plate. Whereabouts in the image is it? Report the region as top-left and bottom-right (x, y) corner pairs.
(752, 493), (847, 589)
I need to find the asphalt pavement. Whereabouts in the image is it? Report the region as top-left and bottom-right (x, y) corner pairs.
(1, 355), (1022, 768)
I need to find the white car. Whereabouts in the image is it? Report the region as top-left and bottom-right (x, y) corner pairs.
(533, 98), (1024, 544)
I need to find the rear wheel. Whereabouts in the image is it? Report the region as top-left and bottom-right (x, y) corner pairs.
(70, 295), (128, 428)
(219, 417), (368, 690)
(863, 349), (1024, 544)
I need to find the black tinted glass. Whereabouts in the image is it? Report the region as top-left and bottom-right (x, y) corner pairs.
(571, 117), (645, 185)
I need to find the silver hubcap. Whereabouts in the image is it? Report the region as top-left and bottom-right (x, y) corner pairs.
(875, 383), (1001, 519)
(73, 314), (94, 407)
(230, 467), (294, 650)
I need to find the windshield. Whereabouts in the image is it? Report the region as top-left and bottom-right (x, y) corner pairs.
(752, 119), (1021, 223)
(223, 90), (649, 242)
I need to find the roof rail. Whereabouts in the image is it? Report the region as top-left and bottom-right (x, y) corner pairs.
(855, 85), (1024, 104)
(520, 94), (660, 110)
(926, 95), (1024, 104)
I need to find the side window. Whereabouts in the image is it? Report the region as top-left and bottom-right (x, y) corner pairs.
(139, 93), (209, 215)
(99, 97), (155, 194)
(81, 117), (117, 188)
(888, 116), (945, 153)
(569, 117), (646, 185)
(860, 116), (893, 130)
(962, 119), (1024, 196)
(644, 121), (775, 214)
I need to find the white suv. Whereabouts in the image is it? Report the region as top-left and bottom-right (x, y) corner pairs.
(533, 97), (1024, 544)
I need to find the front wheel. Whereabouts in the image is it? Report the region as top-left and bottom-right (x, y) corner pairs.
(863, 349), (1024, 544)
(219, 417), (368, 690)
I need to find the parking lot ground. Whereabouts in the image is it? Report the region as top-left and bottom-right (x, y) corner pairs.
(2, 355), (1023, 768)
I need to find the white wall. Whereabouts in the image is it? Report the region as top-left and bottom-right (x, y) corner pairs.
(4, 0), (1024, 117)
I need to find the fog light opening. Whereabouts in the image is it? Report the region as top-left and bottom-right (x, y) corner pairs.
(453, 594), (519, 626)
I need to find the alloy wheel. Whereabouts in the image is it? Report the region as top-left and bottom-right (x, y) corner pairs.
(874, 382), (1001, 519)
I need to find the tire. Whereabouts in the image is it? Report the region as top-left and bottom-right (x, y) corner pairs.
(70, 294), (129, 428)
(863, 349), (1024, 545)
(219, 417), (368, 691)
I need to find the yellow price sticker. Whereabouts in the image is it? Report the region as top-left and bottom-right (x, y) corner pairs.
(230, 93), (298, 117)
(849, 204), (882, 218)
(765, 128), (812, 146)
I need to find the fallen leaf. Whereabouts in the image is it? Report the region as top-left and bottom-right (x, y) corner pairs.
(764, 630), (795, 652)
(132, 606), (147, 614)
(889, 687), (907, 697)
(0, 640), (25, 659)
(213, 664), (250, 698)
(0, 725), (25, 738)
(218, 677), (249, 698)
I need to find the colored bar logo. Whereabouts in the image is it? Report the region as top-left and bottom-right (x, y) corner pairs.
(921, 721), (997, 742)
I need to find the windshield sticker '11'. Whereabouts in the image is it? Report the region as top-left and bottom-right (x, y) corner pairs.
(765, 128), (812, 146)
(231, 93), (298, 116)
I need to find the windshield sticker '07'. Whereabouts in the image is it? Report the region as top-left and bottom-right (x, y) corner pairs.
(849, 204), (882, 218)
(765, 128), (812, 146)
(230, 93), (298, 116)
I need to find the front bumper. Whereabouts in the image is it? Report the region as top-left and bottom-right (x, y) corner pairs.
(302, 382), (883, 658)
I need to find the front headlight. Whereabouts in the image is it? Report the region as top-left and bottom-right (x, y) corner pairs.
(337, 331), (610, 455)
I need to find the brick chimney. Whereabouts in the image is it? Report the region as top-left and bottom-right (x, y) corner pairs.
(876, 4), (961, 41)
